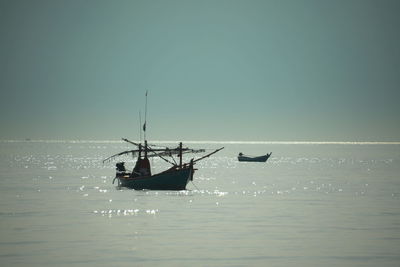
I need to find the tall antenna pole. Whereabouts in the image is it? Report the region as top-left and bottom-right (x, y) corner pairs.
(143, 90), (148, 141)
(139, 111), (142, 143)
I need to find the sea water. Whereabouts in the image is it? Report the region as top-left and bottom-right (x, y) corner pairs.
(0, 140), (399, 267)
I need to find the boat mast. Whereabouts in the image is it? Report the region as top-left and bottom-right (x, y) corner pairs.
(144, 140), (148, 159)
(179, 142), (182, 168)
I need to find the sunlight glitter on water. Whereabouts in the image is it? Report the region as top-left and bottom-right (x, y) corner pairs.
(92, 209), (159, 217)
(1, 141), (399, 267)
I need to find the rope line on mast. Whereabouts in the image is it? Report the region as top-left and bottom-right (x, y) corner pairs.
(143, 90), (148, 140)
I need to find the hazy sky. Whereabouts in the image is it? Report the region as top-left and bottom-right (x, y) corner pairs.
(1, 0), (399, 141)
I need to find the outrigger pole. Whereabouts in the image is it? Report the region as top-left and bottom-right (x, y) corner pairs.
(192, 147), (225, 163)
(122, 138), (140, 146)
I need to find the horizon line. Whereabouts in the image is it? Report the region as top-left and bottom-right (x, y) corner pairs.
(1, 139), (400, 145)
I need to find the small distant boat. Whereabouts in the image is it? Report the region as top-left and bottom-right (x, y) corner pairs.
(238, 152), (272, 162)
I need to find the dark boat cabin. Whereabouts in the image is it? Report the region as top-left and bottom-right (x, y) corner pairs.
(132, 157), (151, 177)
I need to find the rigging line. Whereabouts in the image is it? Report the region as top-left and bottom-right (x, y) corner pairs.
(191, 180), (200, 191)
(152, 152), (175, 166)
(144, 90), (148, 140)
(146, 145), (176, 166)
(102, 150), (138, 163)
(170, 150), (178, 165)
(147, 143), (169, 149)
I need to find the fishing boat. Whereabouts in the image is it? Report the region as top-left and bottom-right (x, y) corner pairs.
(103, 91), (224, 190)
(238, 152), (272, 162)
(104, 139), (223, 190)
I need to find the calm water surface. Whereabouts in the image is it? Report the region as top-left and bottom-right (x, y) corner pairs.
(0, 141), (399, 266)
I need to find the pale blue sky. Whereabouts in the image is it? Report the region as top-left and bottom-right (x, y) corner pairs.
(1, 0), (399, 141)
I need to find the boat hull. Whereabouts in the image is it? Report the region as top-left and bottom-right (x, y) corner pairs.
(238, 154), (270, 162)
(117, 165), (193, 190)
